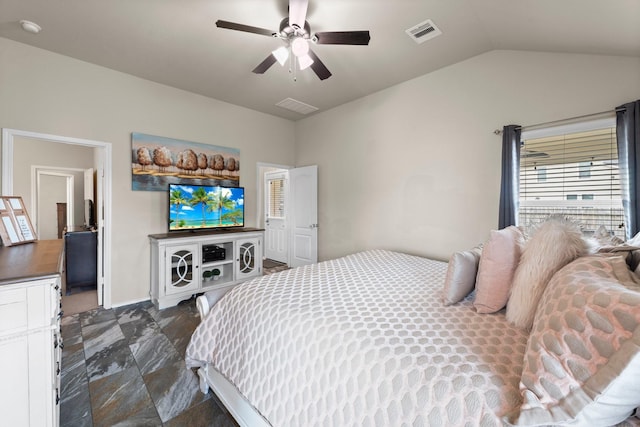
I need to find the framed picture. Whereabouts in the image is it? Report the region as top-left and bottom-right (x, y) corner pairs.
(131, 133), (241, 191)
(0, 196), (37, 246)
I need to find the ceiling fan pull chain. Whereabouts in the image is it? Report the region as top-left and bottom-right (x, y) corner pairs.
(292, 53), (297, 82)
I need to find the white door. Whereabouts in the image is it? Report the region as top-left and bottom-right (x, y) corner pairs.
(289, 165), (318, 267)
(95, 165), (104, 306)
(264, 171), (288, 264)
(84, 168), (94, 200)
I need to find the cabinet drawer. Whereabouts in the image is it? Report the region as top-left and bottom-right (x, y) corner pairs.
(0, 288), (28, 334)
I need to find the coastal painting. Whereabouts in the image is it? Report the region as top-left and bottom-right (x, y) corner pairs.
(131, 133), (240, 191)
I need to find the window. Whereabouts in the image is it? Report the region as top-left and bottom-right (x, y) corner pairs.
(268, 178), (285, 218)
(518, 119), (624, 238)
(537, 166), (547, 182)
(579, 162), (591, 179)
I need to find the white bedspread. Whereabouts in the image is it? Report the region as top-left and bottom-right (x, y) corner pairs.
(186, 250), (530, 427)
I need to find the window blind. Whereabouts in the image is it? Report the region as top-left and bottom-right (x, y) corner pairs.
(519, 127), (625, 237)
(268, 178), (285, 218)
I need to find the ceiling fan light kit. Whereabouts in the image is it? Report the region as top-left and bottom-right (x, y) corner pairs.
(215, 0), (370, 81)
(291, 37), (309, 57)
(297, 54), (314, 71)
(272, 46), (289, 66)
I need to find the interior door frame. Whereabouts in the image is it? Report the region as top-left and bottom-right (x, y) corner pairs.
(2, 128), (113, 309)
(256, 162), (292, 261)
(32, 166), (81, 236)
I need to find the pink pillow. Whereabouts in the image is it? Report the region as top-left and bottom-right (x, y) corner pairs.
(474, 226), (523, 313)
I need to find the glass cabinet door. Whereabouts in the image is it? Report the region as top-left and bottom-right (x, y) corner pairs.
(236, 238), (261, 281)
(165, 244), (199, 295)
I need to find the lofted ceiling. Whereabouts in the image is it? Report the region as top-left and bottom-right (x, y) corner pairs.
(0, 0), (639, 121)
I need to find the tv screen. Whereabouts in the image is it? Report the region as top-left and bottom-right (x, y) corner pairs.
(168, 184), (244, 231)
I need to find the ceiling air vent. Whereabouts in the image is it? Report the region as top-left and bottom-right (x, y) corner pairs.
(276, 98), (319, 115)
(405, 19), (442, 44)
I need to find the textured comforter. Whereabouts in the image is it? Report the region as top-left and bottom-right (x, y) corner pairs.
(186, 250), (530, 427)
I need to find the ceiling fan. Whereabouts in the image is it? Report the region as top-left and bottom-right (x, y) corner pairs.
(216, 0), (371, 80)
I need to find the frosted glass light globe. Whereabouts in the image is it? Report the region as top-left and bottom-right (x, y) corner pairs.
(291, 37), (309, 57)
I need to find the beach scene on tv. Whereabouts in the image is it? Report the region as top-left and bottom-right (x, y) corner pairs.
(169, 184), (244, 231)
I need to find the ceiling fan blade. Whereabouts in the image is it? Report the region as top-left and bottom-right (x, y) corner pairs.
(216, 20), (276, 37)
(252, 54), (278, 74)
(289, 0), (309, 29)
(314, 31), (371, 45)
(307, 49), (332, 80)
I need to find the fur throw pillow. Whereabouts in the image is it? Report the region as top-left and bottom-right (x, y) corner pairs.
(506, 216), (589, 330)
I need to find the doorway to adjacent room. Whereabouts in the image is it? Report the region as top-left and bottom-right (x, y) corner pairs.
(256, 163), (318, 269)
(1, 128), (113, 310)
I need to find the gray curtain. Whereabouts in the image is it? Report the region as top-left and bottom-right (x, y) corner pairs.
(498, 125), (522, 229)
(617, 100), (640, 239)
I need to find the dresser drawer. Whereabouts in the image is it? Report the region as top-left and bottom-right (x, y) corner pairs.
(0, 288), (28, 334)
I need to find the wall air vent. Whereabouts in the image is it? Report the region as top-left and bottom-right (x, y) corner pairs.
(405, 19), (442, 44)
(276, 98), (319, 115)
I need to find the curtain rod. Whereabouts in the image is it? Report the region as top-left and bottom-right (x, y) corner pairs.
(493, 106), (626, 135)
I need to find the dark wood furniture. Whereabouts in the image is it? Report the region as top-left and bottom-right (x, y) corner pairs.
(64, 229), (97, 294)
(56, 203), (67, 239)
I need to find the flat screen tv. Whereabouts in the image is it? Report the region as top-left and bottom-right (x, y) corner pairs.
(168, 184), (244, 232)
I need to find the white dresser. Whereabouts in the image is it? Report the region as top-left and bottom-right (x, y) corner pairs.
(0, 240), (63, 427)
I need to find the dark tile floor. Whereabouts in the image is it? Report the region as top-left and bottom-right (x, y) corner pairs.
(60, 298), (239, 426)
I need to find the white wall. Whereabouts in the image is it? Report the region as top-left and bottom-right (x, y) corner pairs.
(296, 50), (640, 262)
(0, 37), (295, 306)
(3, 37), (640, 303)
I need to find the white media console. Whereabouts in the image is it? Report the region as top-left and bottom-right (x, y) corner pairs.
(149, 228), (264, 309)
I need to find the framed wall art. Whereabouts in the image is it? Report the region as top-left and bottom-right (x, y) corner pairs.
(131, 132), (241, 191)
(0, 196), (37, 246)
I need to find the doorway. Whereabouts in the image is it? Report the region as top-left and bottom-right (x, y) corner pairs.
(256, 163), (318, 268)
(1, 128), (113, 309)
(257, 163), (291, 266)
(32, 167), (87, 240)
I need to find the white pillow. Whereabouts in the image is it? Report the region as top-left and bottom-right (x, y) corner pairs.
(442, 247), (481, 305)
(506, 216), (588, 330)
(474, 226), (523, 314)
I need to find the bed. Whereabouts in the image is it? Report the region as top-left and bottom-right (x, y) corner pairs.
(186, 247), (640, 427)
